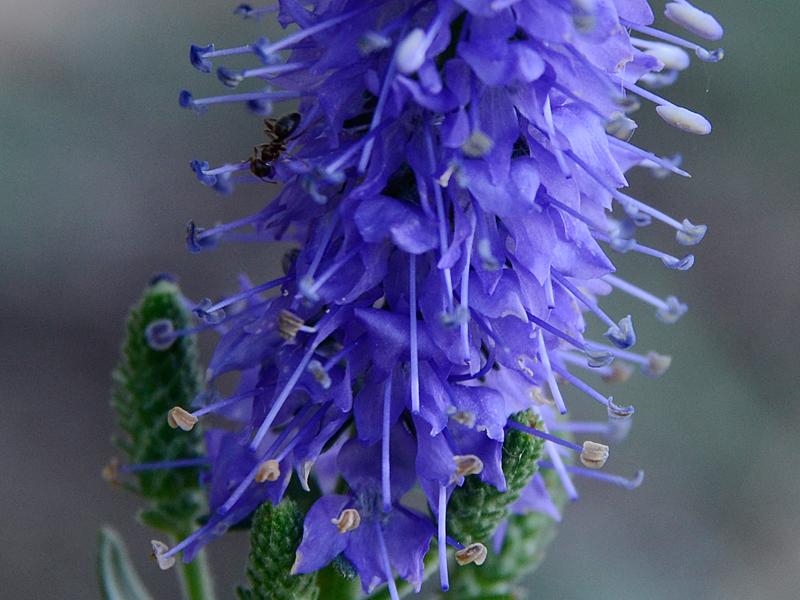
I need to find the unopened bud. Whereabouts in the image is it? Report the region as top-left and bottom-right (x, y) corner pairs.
(150, 540), (175, 570)
(664, 2), (723, 41)
(255, 459), (281, 483)
(331, 508), (361, 533)
(580, 441), (609, 469)
(656, 104), (711, 135)
(455, 543), (488, 566)
(453, 455), (484, 478)
(167, 406), (198, 431)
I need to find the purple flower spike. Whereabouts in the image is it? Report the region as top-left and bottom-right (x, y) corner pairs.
(166, 0), (725, 593)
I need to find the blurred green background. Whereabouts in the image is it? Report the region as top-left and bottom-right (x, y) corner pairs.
(1, 1), (797, 598)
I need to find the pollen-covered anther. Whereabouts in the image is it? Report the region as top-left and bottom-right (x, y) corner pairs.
(167, 406), (198, 431)
(606, 114), (638, 140)
(580, 441), (610, 469)
(644, 352), (672, 377)
(602, 362), (634, 384)
(307, 359), (332, 389)
(455, 543), (488, 566)
(395, 28), (427, 75)
(461, 130), (494, 158)
(101, 457), (120, 484)
(278, 309), (305, 340)
(643, 42), (691, 71)
(656, 105), (711, 135)
(255, 459), (281, 483)
(453, 454), (484, 478)
(150, 540), (175, 570)
(531, 387), (555, 406)
(664, 2), (724, 41)
(331, 508), (361, 533)
(451, 410), (476, 428)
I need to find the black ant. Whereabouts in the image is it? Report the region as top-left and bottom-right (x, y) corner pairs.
(250, 112), (301, 179)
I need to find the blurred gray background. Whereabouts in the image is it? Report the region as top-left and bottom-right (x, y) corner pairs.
(1, 1), (797, 598)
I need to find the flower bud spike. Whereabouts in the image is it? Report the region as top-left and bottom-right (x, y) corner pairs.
(145, 319), (176, 351)
(331, 508), (361, 534)
(150, 540), (176, 570)
(455, 542), (488, 567)
(255, 459), (281, 483)
(167, 406), (198, 431)
(580, 441), (610, 469)
(664, 2), (724, 41)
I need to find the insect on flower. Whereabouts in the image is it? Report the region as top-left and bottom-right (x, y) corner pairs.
(250, 111), (302, 179)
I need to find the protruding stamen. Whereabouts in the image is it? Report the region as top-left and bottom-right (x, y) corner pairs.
(664, 2), (724, 41)
(455, 543), (488, 566)
(409, 254), (420, 414)
(656, 105), (712, 135)
(580, 441), (610, 469)
(656, 296), (688, 324)
(507, 420), (583, 453)
(603, 362), (634, 384)
(644, 352), (673, 377)
(621, 20), (724, 63)
(382, 373), (393, 512)
(376, 524), (400, 600)
(255, 459), (281, 483)
(438, 485), (450, 591)
(537, 329), (568, 414)
(676, 218), (707, 246)
(167, 407), (198, 432)
(331, 508), (361, 534)
(540, 461), (645, 490)
(150, 540), (175, 570)
(145, 319), (176, 351)
(453, 455), (484, 478)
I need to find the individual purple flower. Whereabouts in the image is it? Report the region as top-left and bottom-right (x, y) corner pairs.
(150, 0), (724, 595)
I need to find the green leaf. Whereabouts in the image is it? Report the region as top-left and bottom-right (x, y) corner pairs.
(447, 410), (544, 545)
(110, 278), (205, 533)
(97, 527), (154, 600)
(238, 500), (319, 600)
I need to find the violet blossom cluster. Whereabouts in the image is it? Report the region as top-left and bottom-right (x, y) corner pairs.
(150, 0), (723, 595)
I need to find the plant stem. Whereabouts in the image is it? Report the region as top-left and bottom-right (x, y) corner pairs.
(173, 534), (216, 600)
